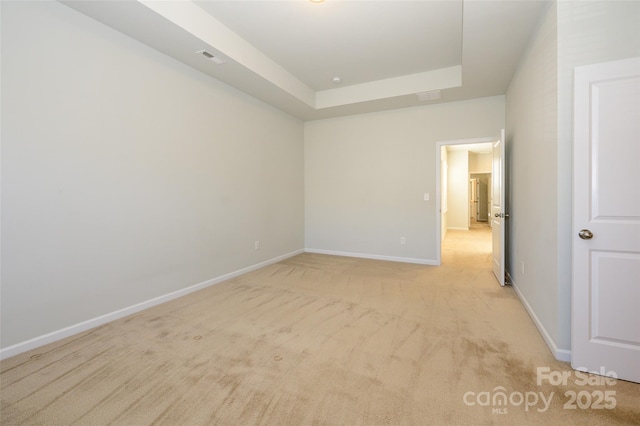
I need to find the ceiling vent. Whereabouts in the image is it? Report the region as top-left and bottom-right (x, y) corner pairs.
(196, 50), (226, 65)
(417, 90), (442, 102)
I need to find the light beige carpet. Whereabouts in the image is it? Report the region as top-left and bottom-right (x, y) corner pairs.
(2, 227), (639, 425)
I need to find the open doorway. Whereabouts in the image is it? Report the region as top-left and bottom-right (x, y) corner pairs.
(435, 138), (495, 266)
(470, 173), (491, 225)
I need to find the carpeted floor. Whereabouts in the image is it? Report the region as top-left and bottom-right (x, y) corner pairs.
(1, 227), (639, 425)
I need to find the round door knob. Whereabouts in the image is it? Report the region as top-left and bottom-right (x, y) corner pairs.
(578, 229), (594, 240)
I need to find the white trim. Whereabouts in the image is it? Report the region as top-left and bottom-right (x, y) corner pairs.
(305, 248), (438, 266)
(0, 249), (304, 360)
(447, 227), (470, 231)
(511, 279), (571, 362)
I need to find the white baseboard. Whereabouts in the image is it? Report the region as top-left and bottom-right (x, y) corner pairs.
(0, 249), (304, 360)
(305, 248), (438, 266)
(447, 227), (469, 231)
(511, 279), (572, 363)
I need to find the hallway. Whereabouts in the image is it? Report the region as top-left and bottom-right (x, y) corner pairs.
(442, 220), (492, 271)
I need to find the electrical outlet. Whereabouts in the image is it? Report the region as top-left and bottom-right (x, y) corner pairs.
(400, 236), (406, 245)
(424, 193), (430, 201)
(254, 240), (260, 250)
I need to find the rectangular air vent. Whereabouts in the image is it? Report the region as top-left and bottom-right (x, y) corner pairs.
(196, 50), (226, 65)
(417, 90), (442, 102)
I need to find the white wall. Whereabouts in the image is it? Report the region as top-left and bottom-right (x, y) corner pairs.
(506, 2), (559, 353)
(1, 2), (304, 349)
(305, 96), (505, 263)
(506, 0), (640, 357)
(446, 150), (469, 230)
(469, 153), (491, 174)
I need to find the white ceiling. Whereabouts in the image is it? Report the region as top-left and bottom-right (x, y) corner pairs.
(195, 1), (464, 91)
(62, 0), (550, 121)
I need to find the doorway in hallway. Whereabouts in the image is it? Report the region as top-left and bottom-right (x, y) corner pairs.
(436, 138), (495, 271)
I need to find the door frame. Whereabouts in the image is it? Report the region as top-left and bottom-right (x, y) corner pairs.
(435, 137), (497, 265)
(470, 178), (478, 222)
(491, 132), (507, 286)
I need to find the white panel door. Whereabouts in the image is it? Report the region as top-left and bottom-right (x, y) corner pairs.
(573, 57), (640, 383)
(492, 129), (506, 286)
